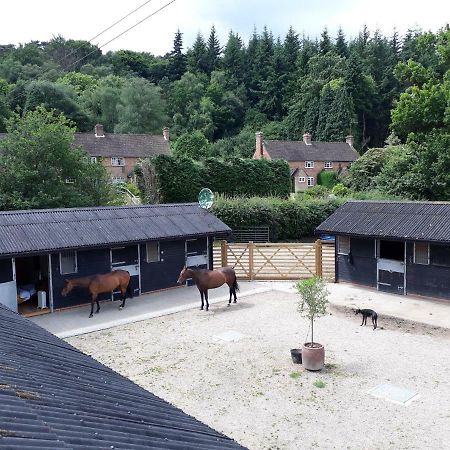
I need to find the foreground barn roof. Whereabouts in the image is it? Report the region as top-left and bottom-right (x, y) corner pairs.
(315, 201), (450, 243)
(263, 140), (359, 162)
(0, 304), (244, 449)
(0, 204), (231, 257)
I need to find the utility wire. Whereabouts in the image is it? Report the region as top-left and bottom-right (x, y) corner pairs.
(65, 0), (177, 71)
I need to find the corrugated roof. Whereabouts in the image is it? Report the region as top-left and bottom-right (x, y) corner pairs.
(0, 204), (231, 257)
(0, 304), (245, 449)
(264, 140), (359, 162)
(315, 200), (450, 243)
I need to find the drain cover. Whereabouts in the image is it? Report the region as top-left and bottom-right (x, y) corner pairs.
(214, 330), (245, 342)
(368, 383), (420, 405)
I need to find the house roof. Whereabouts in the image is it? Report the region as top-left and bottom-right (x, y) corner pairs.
(315, 200), (450, 243)
(264, 140), (359, 162)
(0, 303), (245, 449)
(0, 204), (231, 257)
(74, 133), (170, 158)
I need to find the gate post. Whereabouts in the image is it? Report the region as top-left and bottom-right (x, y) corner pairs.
(221, 240), (228, 267)
(248, 241), (255, 280)
(315, 239), (323, 277)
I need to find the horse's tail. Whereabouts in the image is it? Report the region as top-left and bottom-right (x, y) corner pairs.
(233, 275), (240, 292)
(125, 272), (133, 298)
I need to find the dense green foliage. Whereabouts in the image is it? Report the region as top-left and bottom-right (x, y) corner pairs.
(210, 196), (344, 241)
(317, 170), (339, 188)
(138, 155), (291, 204)
(0, 108), (113, 210)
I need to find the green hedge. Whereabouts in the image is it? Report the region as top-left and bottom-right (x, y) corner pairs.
(139, 155), (291, 203)
(211, 196), (345, 241)
(317, 170), (338, 188)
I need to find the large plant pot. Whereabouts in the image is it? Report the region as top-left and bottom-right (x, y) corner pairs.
(301, 342), (325, 371)
(290, 348), (302, 364)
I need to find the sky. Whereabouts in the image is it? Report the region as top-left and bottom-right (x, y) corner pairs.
(2, 0), (449, 55)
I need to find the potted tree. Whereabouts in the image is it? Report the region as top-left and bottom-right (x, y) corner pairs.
(295, 276), (329, 371)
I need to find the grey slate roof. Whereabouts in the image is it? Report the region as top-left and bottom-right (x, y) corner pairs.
(74, 133), (170, 158)
(0, 303), (245, 449)
(264, 140), (359, 162)
(315, 200), (450, 243)
(0, 204), (231, 257)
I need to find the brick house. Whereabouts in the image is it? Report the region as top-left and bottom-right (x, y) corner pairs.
(252, 132), (359, 192)
(74, 124), (171, 183)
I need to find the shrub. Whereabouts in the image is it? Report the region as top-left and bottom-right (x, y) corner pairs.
(317, 170), (338, 188)
(331, 183), (350, 197)
(302, 185), (330, 199)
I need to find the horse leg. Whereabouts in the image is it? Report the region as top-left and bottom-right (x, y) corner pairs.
(205, 290), (209, 311)
(200, 291), (204, 310)
(89, 295), (94, 318)
(228, 285), (232, 306)
(95, 293), (100, 314)
(233, 277), (238, 303)
(119, 287), (126, 310)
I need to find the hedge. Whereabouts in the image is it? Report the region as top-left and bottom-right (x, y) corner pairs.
(211, 196), (345, 242)
(317, 170), (339, 188)
(138, 155), (291, 203)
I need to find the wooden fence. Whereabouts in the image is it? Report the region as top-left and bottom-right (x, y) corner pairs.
(213, 240), (335, 281)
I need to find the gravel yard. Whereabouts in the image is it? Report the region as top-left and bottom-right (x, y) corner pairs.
(68, 290), (450, 450)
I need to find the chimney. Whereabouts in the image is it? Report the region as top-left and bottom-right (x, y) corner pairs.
(255, 131), (264, 157)
(345, 135), (354, 147)
(94, 124), (105, 138)
(303, 132), (312, 145)
(163, 127), (170, 141)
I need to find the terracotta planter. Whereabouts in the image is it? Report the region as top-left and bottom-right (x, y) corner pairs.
(301, 342), (325, 371)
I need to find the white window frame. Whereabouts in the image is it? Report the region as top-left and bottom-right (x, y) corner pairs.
(414, 242), (430, 265)
(90, 156), (97, 163)
(146, 242), (160, 263)
(338, 236), (350, 255)
(111, 157), (125, 167)
(65, 178), (75, 184)
(111, 176), (126, 183)
(305, 161), (314, 169)
(60, 251), (78, 275)
(324, 161), (333, 169)
(307, 177), (314, 186)
(299, 176), (306, 183)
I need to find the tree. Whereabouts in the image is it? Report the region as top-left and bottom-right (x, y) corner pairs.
(206, 25), (222, 74)
(335, 27), (349, 58)
(319, 28), (332, 55)
(172, 130), (209, 159)
(115, 78), (167, 134)
(168, 29), (186, 81)
(187, 33), (209, 74)
(223, 31), (245, 84)
(0, 107), (112, 210)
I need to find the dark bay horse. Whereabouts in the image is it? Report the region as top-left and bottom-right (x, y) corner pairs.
(177, 266), (239, 311)
(61, 270), (133, 318)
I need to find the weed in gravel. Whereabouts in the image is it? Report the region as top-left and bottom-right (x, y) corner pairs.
(289, 372), (301, 379)
(314, 380), (326, 388)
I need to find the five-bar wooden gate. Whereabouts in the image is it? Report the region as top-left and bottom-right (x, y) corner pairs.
(214, 240), (335, 281)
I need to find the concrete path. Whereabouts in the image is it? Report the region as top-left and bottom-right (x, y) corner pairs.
(30, 281), (270, 338)
(260, 281), (450, 329)
(30, 280), (450, 338)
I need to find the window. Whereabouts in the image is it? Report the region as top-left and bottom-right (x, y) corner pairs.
(111, 176), (125, 183)
(60, 251), (77, 274)
(338, 236), (350, 255)
(324, 161), (333, 169)
(111, 157), (125, 166)
(307, 177), (314, 186)
(430, 244), (450, 267)
(146, 242), (160, 263)
(90, 156), (97, 163)
(378, 240), (404, 261)
(414, 242), (429, 265)
(65, 178), (75, 184)
(305, 161), (314, 168)
(299, 176), (306, 183)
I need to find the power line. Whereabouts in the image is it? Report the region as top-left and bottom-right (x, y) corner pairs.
(65, 0), (177, 71)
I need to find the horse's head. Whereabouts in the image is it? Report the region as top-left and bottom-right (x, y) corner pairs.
(177, 266), (189, 285)
(61, 279), (73, 297)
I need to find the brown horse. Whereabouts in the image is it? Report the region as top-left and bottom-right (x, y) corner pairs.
(61, 270), (133, 318)
(177, 266), (239, 311)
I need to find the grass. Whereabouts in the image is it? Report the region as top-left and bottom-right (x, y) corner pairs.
(289, 372), (302, 379)
(313, 380), (326, 388)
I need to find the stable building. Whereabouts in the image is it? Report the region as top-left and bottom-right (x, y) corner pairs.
(315, 201), (450, 300)
(0, 203), (230, 315)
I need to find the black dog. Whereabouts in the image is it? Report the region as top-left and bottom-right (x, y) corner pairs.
(355, 309), (378, 330)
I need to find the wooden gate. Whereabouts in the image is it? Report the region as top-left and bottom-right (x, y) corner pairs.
(214, 240), (335, 281)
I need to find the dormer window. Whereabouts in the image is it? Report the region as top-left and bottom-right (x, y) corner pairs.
(305, 161), (314, 169)
(111, 157), (125, 166)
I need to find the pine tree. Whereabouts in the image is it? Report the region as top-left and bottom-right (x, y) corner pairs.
(187, 33), (208, 74)
(283, 26), (300, 68)
(324, 84), (355, 141)
(316, 84), (335, 139)
(244, 29), (261, 106)
(319, 28), (332, 55)
(390, 28), (401, 61)
(168, 29), (186, 81)
(335, 27), (349, 58)
(223, 31), (245, 84)
(206, 25), (222, 74)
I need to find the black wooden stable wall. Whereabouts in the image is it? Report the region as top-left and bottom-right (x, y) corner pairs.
(0, 258), (13, 284)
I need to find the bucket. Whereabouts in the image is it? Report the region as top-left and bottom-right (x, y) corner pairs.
(290, 348), (302, 364)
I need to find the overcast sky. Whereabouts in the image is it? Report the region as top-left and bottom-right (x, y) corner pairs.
(2, 0), (449, 55)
